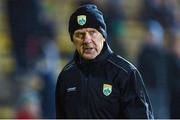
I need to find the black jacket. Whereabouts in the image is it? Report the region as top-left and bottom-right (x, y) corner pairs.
(56, 43), (154, 119)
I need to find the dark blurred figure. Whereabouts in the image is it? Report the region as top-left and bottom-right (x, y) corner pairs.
(137, 20), (169, 118)
(173, 7), (180, 30)
(6, 0), (58, 119)
(167, 31), (180, 118)
(39, 72), (56, 119)
(6, 0), (41, 70)
(140, 0), (175, 28)
(104, 0), (126, 57)
(6, 0), (56, 71)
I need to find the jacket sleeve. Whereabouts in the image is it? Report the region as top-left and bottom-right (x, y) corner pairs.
(55, 73), (66, 118)
(120, 68), (154, 119)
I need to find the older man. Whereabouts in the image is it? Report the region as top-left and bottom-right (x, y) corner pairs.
(55, 4), (154, 119)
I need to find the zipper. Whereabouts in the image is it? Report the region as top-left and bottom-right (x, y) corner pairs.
(81, 65), (89, 118)
(85, 65), (90, 118)
(84, 77), (88, 118)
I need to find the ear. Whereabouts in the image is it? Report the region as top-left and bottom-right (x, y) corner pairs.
(70, 33), (74, 42)
(71, 34), (76, 43)
(100, 34), (105, 42)
(103, 38), (105, 42)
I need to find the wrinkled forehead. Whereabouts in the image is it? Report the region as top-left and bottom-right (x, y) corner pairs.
(74, 27), (98, 33)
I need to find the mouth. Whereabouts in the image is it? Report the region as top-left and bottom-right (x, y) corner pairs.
(83, 47), (94, 53)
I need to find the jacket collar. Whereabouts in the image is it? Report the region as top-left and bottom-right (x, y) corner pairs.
(74, 42), (113, 65)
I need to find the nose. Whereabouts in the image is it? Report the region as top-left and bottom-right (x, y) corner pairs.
(84, 32), (92, 44)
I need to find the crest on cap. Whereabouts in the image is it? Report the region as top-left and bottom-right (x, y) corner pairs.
(103, 84), (112, 96)
(77, 15), (86, 26)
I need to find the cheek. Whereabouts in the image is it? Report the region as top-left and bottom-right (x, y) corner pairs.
(98, 40), (104, 50)
(74, 42), (83, 52)
(94, 42), (102, 53)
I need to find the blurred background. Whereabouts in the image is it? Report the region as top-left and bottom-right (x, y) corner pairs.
(0, 0), (179, 119)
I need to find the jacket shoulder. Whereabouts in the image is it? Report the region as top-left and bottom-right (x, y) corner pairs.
(108, 54), (137, 74)
(57, 60), (75, 80)
(61, 60), (76, 72)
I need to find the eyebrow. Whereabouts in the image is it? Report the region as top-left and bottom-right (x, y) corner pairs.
(75, 31), (84, 34)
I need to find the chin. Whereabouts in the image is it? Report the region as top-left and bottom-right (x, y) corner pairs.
(83, 55), (96, 60)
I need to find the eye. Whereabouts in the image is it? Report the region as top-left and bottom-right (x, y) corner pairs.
(89, 30), (96, 36)
(74, 32), (84, 39)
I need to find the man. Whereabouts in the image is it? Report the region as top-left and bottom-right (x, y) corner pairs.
(56, 4), (154, 119)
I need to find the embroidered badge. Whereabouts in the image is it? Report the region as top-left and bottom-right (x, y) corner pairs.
(103, 84), (112, 96)
(77, 15), (86, 26)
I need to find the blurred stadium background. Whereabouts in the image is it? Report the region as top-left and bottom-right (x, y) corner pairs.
(0, 0), (179, 119)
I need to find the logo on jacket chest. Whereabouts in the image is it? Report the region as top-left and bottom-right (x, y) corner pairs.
(103, 84), (112, 96)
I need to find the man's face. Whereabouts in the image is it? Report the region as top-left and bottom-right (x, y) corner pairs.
(73, 28), (105, 60)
